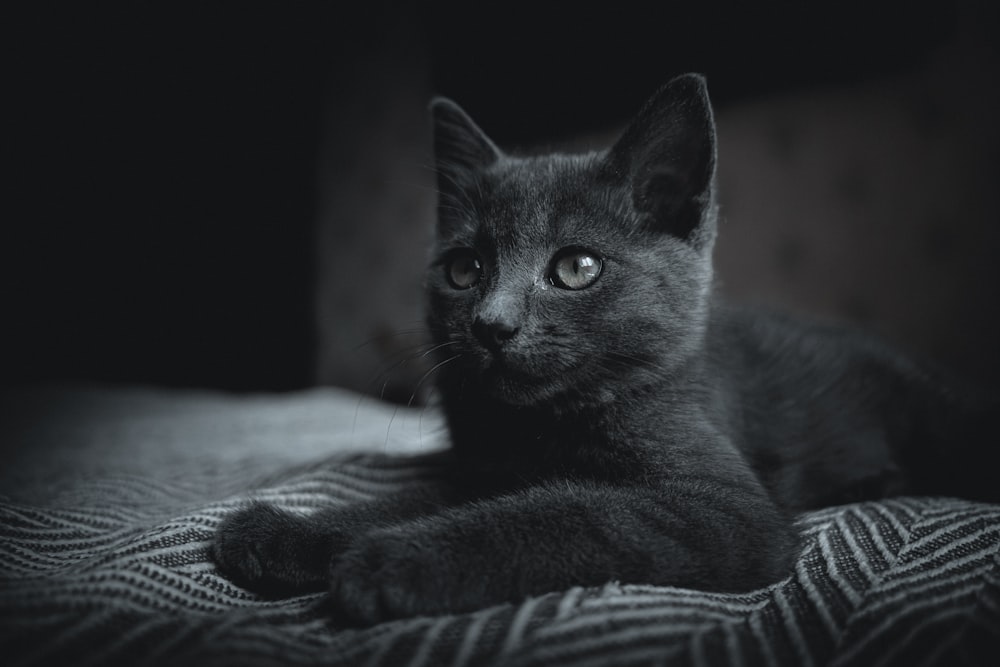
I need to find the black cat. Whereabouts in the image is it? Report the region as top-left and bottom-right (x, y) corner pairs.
(212, 74), (997, 625)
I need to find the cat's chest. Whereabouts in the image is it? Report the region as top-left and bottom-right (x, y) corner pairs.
(447, 400), (654, 488)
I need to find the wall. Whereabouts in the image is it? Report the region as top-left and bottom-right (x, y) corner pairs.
(5, 2), (997, 395)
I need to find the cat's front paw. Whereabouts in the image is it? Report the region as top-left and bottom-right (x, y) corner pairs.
(212, 501), (329, 596)
(329, 526), (482, 625)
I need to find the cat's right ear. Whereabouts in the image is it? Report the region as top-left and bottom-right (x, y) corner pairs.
(430, 98), (502, 184)
(602, 74), (717, 248)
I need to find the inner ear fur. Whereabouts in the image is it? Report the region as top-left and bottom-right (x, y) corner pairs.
(603, 74), (717, 241)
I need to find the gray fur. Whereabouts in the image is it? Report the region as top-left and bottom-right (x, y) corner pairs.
(212, 75), (997, 625)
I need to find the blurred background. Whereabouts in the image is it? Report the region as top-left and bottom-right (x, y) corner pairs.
(4, 1), (999, 400)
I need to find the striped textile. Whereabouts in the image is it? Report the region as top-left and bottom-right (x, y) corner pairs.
(0, 385), (997, 666)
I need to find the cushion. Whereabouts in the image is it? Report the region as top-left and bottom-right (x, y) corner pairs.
(1, 385), (996, 666)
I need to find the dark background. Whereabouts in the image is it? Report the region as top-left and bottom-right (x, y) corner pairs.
(4, 1), (997, 393)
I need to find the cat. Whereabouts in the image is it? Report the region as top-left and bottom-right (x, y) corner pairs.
(212, 74), (998, 626)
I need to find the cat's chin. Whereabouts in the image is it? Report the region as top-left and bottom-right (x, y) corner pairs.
(487, 380), (559, 407)
(478, 363), (565, 406)
(479, 360), (612, 408)
(455, 352), (613, 408)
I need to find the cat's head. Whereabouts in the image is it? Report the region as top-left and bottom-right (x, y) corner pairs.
(426, 74), (718, 408)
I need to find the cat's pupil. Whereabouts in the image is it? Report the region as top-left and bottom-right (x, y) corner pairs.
(446, 252), (482, 290)
(551, 249), (602, 290)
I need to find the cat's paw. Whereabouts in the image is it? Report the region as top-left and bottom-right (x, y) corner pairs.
(211, 501), (329, 596)
(329, 526), (472, 625)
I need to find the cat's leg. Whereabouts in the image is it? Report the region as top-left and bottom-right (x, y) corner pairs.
(327, 473), (798, 625)
(211, 484), (455, 596)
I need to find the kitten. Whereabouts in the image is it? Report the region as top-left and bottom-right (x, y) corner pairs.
(212, 74), (998, 625)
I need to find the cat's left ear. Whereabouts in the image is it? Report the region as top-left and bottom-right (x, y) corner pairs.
(603, 74), (717, 246)
(430, 97), (502, 185)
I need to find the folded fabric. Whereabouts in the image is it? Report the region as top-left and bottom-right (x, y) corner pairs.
(1, 385), (996, 666)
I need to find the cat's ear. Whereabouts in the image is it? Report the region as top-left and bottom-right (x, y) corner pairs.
(604, 74), (717, 245)
(430, 97), (501, 184)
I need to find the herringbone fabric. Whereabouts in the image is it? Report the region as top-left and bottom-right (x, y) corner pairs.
(0, 386), (997, 666)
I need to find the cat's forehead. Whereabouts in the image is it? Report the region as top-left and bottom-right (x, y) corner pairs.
(470, 153), (614, 246)
(489, 153), (597, 202)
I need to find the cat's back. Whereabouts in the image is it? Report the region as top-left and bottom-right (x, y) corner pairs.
(703, 300), (932, 509)
(705, 301), (910, 394)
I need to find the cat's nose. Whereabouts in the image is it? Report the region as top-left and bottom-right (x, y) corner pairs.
(472, 317), (519, 351)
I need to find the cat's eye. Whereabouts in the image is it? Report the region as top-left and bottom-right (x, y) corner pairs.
(550, 248), (603, 290)
(445, 250), (483, 290)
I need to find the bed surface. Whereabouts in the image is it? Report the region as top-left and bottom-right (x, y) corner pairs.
(1, 385), (997, 666)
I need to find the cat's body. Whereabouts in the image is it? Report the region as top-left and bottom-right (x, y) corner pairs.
(212, 75), (997, 625)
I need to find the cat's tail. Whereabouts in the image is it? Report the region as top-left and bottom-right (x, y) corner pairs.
(898, 370), (999, 504)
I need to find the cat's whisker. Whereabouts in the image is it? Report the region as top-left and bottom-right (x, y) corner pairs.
(370, 345), (439, 402)
(358, 339), (461, 448)
(417, 340), (461, 360)
(380, 354), (462, 452)
(363, 340), (437, 378)
(352, 335), (445, 439)
(350, 322), (431, 345)
(417, 389), (449, 449)
(407, 353), (463, 409)
(355, 332), (464, 415)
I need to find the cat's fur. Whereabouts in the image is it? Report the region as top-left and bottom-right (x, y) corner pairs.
(212, 74), (998, 625)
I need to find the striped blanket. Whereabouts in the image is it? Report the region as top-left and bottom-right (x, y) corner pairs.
(0, 385), (997, 666)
